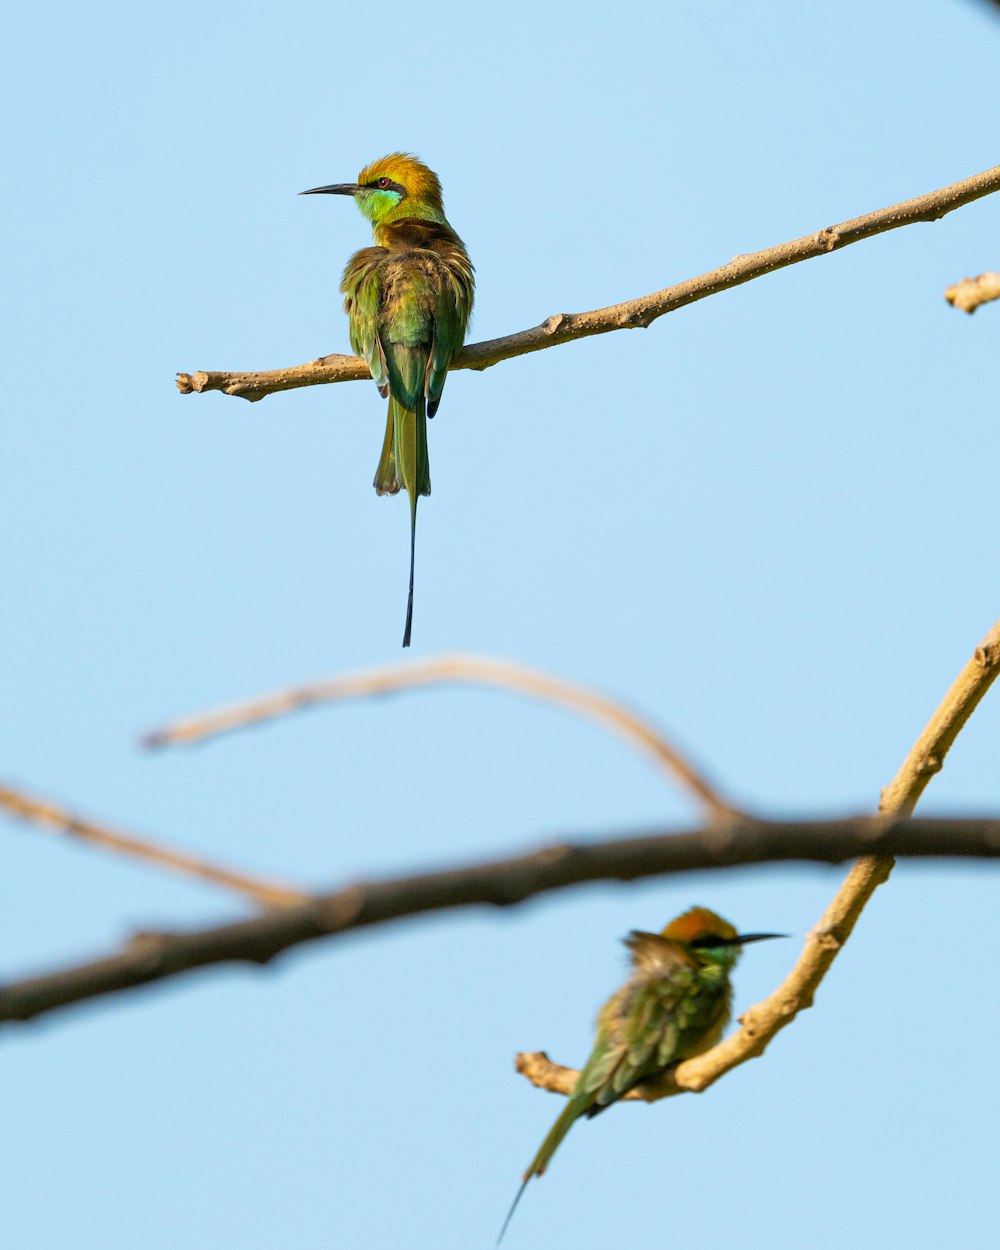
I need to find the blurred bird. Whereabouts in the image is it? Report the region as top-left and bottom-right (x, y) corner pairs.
(301, 154), (475, 646)
(499, 906), (784, 1241)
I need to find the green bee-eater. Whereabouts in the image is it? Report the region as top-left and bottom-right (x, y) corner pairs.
(301, 154), (475, 647)
(500, 906), (783, 1241)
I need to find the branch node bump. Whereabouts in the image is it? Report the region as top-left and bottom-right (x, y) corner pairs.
(810, 927), (844, 953)
(126, 931), (169, 970)
(737, 1016), (759, 1038)
(815, 227), (839, 252)
(536, 842), (574, 867)
(701, 819), (739, 857)
(945, 272), (1000, 315)
(318, 886), (366, 931)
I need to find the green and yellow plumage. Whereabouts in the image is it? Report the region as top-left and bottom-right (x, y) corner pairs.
(302, 154), (474, 646)
(499, 907), (783, 1241)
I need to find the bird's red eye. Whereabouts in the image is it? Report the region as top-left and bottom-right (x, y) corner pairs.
(377, 177), (390, 189)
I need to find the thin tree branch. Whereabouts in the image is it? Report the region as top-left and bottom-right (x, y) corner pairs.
(6, 622), (998, 1025)
(175, 163), (1000, 403)
(516, 618), (1000, 1102)
(4, 814), (1000, 1026)
(0, 783), (310, 910)
(879, 621), (1000, 818)
(142, 654), (737, 820)
(945, 271), (1000, 313)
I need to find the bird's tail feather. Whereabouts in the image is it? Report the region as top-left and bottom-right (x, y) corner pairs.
(372, 405), (399, 496)
(403, 485), (416, 649)
(523, 1095), (583, 1181)
(497, 1094), (586, 1243)
(374, 395), (430, 647)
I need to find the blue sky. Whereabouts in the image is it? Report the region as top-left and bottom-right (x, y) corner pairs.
(2, 2), (999, 1247)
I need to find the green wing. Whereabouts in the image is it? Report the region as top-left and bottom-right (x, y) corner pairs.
(425, 269), (472, 415)
(579, 932), (701, 1112)
(341, 246), (390, 394)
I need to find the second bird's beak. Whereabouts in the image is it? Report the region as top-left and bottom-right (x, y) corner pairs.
(299, 183), (361, 196)
(735, 932), (787, 945)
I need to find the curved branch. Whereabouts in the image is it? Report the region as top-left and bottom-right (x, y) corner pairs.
(517, 618), (1000, 1101)
(879, 621), (1000, 817)
(6, 622), (997, 1026)
(945, 271), (1000, 314)
(4, 813), (1000, 1025)
(176, 163), (1000, 402)
(142, 654), (737, 819)
(0, 783), (309, 909)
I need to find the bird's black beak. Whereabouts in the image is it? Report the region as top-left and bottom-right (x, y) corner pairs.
(735, 932), (787, 945)
(299, 183), (361, 196)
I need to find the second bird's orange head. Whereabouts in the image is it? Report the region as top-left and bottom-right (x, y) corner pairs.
(662, 906), (784, 967)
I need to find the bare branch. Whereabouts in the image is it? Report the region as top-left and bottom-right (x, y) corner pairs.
(516, 617), (1000, 1100)
(6, 622), (998, 1027)
(176, 163), (1000, 402)
(879, 620), (1000, 818)
(4, 813), (1000, 1026)
(945, 271), (1000, 314)
(0, 783), (310, 909)
(143, 654), (737, 819)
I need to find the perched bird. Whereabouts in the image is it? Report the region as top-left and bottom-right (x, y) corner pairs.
(499, 906), (783, 1241)
(301, 154), (475, 647)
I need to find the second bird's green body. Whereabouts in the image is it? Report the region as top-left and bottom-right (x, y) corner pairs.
(500, 907), (783, 1240)
(302, 154), (474, 646)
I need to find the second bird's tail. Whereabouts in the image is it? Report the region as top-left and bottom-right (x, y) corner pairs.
(373, 394), (430, 647)
(498, 1093), (589, 1243)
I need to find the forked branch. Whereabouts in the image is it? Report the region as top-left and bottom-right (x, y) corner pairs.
(3, 624), (998, 1027)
